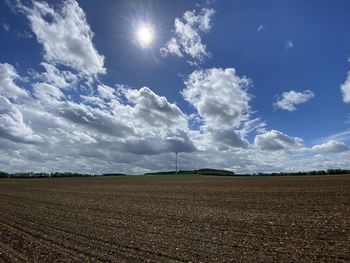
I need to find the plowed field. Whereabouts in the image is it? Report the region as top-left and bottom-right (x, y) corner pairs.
(0, 175), (349, 262)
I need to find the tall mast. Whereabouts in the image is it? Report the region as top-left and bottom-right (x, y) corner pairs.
(175, 152), (178, 174)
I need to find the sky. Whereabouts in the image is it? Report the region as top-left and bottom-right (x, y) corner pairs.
(1, 0), (350, 174)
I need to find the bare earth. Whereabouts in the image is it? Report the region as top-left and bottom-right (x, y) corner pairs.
(0, 175), (349, 262)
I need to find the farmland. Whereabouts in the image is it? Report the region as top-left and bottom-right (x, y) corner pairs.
(0, 175), (349, 262)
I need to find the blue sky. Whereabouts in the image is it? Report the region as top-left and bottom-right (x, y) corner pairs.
(1, 0), (350, 174)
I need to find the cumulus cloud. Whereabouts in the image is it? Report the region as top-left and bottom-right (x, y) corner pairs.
(341, 71), (350, 103)
(312, 140), (349, 153)
(0, 57), (195, 161)
(57, 101), (135, 138)
(161, 7), (215, 61)
(122, 132), (196, 155)
(211, 128), (249, 149)
(254, 130), (303, 151)
(63, 129), (97, 145)
(18, 0), (105, 77)
(182, 67), (254, 149)
(123, 86), (188, 132)
(0, 62), (29, 99)
(0, 96), (42, 144)
(41, 83), (193, 155)
(32, 82), (65, 104)
(274, 90), (314, 111)
(0, 69), (195, 173)
(33, 62), (78, 89)
(183, 68), (251, 129)
(97, 84), (115, 100)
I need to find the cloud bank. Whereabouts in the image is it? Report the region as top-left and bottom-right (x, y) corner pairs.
(312, 140), (349, 153)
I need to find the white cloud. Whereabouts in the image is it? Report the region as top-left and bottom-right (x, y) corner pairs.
(56, 100), (135, 138)
(120, 132), (195, 155)
(210, 128), (249, 149)
(257, 25), (264, 32)
(0, 96), (42, 144)
(14, 30), (33, 39)
(160, 8), (215, 61)
(240, 118), (267, 137)
(0, 62), (29, 99)
(34, 62), (78, 89)
(0, 60), (194, 157)
(0, 75), (195, 173)
(34, 82), (194, 156)
(183, 68), (251, 129)
(254, 130), (303, 151)
(123, 86), (188, 132)
(324, 130), (350, 142)
(161, 38), (182, 57)
(2, 23), (10, 31)
(32, 82), (65, 104)
(97, 84), (115, 100)
(285, 40), (294, 50)
(182, 68), (255, 149)
(70, 131), (97, 144)
(274, 90), (314, 111)
(341, 71), (350, 103)
(19, 0), (105, 77)
(312, 140), (349, 153)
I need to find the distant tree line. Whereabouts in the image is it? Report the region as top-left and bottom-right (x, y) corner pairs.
(144, 168), (234, 176)
(197, 169), (235, 176)
(144, 168), (350, 177)
(1, 169), (350, 178)
(102, 173), (126, 177)
(0, 171), (95, 178)
(237, 169), (350, 176)
(0, 171), (7, 178)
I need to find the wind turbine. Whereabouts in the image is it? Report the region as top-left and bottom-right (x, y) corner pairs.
(175, 152), (178, 174)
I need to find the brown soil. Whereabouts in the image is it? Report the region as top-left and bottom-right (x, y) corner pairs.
(0, 175), (349, 262)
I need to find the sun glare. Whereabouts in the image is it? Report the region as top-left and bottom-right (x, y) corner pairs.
(137, 24), (154, 48)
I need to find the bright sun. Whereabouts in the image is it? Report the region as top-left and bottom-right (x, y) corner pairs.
(137, 24), (154, 48)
